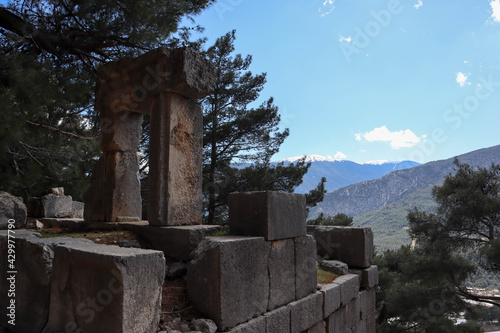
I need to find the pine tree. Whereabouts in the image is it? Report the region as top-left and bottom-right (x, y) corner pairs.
(375, 159), (500, 332)
(409, 159), (500, 305)
(0, 0), (213, 199)
(201, 31), (325, 224)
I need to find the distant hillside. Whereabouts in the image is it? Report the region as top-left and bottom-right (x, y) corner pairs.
(310, 145), (500, 249)
(280, 155), (420, 193)
(354, 187), (436, 251)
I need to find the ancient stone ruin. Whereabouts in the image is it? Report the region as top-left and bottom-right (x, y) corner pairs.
(0, 48), (378, 333)
(84, 47), (215, 225)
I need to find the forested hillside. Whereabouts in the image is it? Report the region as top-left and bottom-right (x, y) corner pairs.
(310, 145), (500, 249)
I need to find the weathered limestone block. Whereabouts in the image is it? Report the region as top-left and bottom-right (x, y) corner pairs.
(309, 320), (326, 333)
(345, 297), (361, 331)
(290, 292), (323, 333)
(320, 260), (349, 275)
(327, 306), (346, 333)
(0, 192), (27, 229)
(333, 274), (360, 307)
(129, 224), (221, 261)
(7, 236), (92, 333)
(49, 187), (65, 195)
(42, 193), (73, 218)
(269, 239), (296, 310)
(148, 94), (203, 226)
(321, 282), (341, 318)
(0, 231), (88, 331)
(229, 191), (307, 240)
(84, 151), (141, 222)
(349, 265), (379, 290)
(0, 231), (39, 329)
(307, 226), (374, 268)
(366, 309), (377, 333)
(265, 305), (291, 333)
(42, 242), (165, 333)
(359, 288), (376, 320)
(72, 201), (85, 219)
(227, 316), (266, 333)
(97, 47), (216, 104)
(99, 107), (143, 152)
(294, 235), (318, 300)
(352, 317), (368, 333)
(187, 236), (270, 330)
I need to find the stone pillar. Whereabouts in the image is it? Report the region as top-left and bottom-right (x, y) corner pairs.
(148, 93), (203, 226)
(84, 47), (215, 224)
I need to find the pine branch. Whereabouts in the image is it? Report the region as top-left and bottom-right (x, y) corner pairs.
(456, 285), (500, 307)
(26, 120), (96, 140)
(18, 141), (44, 166)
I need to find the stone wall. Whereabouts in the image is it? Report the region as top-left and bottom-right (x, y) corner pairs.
(186, 191), (378, 333)
(0, 192), (378, 333)
(0, 230), (165, 333)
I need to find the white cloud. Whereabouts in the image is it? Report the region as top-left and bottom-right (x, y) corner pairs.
(355, 126), (425, 149)
(334, 151), (347, 159)
(456, 72), (471, 87)
(414, 0), (423, 9)
(339, 35), (353, 43)
(490, 0), (500, 22)
(319, 0), (335, 17)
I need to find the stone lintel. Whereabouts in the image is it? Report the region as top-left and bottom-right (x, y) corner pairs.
(97, 47), (216, 107)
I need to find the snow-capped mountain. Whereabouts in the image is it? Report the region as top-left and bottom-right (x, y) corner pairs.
(278, 155), (420, 193)
(280, 154), (343, 163)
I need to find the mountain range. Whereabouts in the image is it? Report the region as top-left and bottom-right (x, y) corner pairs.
(307, 145), (500, 250)
(280, 155), (421, 193)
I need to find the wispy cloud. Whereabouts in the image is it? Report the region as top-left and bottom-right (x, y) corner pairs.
(355, 126), (426, 149)
(334, 151), (347, 159)
(456, 72), (471, 87)
(490, 0), (500, 22)
(319, 0), (335, 17)
(414, 0), (423, 9)
(339, 35), (353, 43)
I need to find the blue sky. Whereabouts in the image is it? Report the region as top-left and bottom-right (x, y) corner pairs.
(2, 0), (499, 163)
(185, 0), (500, 163)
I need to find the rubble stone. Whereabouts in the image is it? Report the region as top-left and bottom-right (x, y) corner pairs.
(0, 192), (27, 229)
